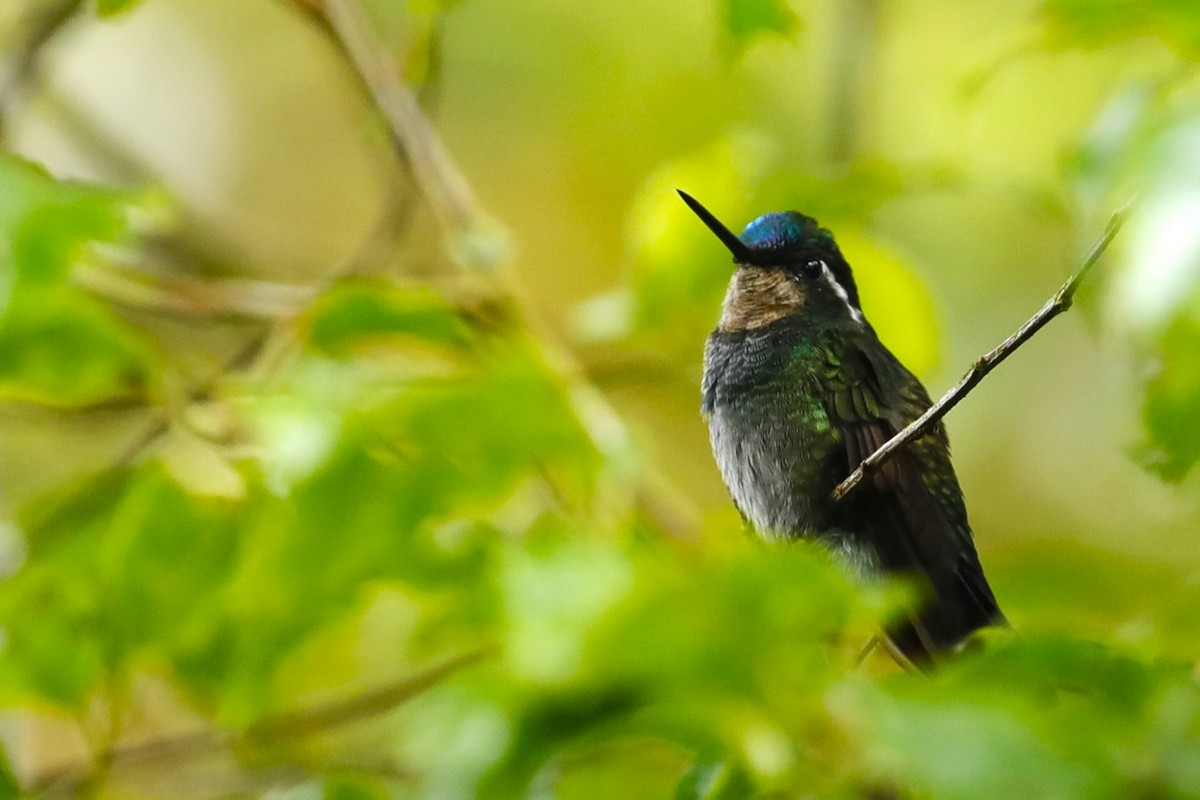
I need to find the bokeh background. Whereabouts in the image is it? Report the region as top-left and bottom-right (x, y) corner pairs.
(2, 0), (1200, 797)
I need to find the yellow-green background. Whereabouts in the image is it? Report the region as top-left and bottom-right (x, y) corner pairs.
(2, 0), (1200, 797)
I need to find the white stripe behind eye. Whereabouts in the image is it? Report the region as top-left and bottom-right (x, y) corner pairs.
(820, 261), (865, 324)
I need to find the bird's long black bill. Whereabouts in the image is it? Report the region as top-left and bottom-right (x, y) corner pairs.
(676, 190), (755, 265)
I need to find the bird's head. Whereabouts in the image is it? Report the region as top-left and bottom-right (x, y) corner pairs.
(678, 190), (864, 333)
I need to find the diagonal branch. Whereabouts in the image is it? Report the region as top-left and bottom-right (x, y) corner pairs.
(322, 0), (504, 271)
(313, 0), (698, 539)
(832, 202), (1133, 502)
(0, 0), (84, 128)
(27, 648), (489, 797)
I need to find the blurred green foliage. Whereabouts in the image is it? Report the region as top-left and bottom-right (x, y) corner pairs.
(1043, 0), (1200, 58)
(0, 0), (1199, 798)
(0, 156), (158, 406)
(722, 0), (800, 55)
(94, 0), (141, 17)
(1049, 1), (1200, 481)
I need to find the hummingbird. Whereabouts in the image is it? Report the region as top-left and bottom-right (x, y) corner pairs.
(679, 190), (1003, 663)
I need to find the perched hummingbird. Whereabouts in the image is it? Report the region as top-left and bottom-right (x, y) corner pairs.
(679, 191), (1002, 663)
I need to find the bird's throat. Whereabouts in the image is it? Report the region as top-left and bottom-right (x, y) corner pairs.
(718, 266), (805, 332)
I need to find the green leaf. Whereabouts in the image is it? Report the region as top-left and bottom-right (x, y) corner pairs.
(1136, 316), (1200, 481)
(723, 0), (800, 53)
(868, 691), (1100, 798)
(549, 738), (695, 800)
(0, 748), (17, 800)
(1042, 0), (1200, 59)
(322, 770), (391, 800)
(675, 760), (755, 800)
(182, 341), (600, 722)
(0, 291), (156, 405)
(0, 154), (129, 309)
(306, 280), (474, 357)
(94, 0), (144, 17)
(98, 469), (244, 663)
(481, 539), (886, 797)
(500, 525), (633, 684)
(862, 634), (1200, 797)
(1091, 111), (1200, 481)
(0, 466), (242, 709)
(0, 545), (106, 709)
(0, 153), (159, 406)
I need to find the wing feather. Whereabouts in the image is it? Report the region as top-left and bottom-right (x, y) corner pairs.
(820, 339), (1002, 662)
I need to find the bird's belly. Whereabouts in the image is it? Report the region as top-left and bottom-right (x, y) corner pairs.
(707, 403), (840, 541)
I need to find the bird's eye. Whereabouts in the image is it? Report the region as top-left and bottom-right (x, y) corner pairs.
(801, 259), (824, 279)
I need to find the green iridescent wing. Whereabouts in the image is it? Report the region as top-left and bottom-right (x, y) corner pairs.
(820, 336), (1001, 660)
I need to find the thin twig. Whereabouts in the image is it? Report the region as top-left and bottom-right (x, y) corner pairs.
(0, 0), (84, 130)
(313, 0), (697, 539)
(832, 202), (1133, 501)
(17, 79), (423, 501)
(322, 0), (503, 270)
(76, 260), (317, 320)
(26, 649), (489, 796)
(244, 647), (490, 740)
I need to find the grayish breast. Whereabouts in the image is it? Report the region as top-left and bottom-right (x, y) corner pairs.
(702, 331), (880, 576)
(706, 395), (828, 540)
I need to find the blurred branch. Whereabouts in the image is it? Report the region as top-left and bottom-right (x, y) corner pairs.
(27, 648), (489, 798)
(832, 201), (1134, 502)
(76, 259), (317, 320)
(20, 0), (697, 601)
(16, 57), (423, 474)
(246, 648), (489, 738)
(322, 0), (504, 270)
(302, 0), (699, 539)
(34, 86), (158, 183)
(0, 0), (84, 135)
(577, 348), (681, 386)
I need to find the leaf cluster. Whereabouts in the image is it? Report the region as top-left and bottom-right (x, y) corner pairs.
(2, 1), (1200, 797)
(0, 149), (1196, 799)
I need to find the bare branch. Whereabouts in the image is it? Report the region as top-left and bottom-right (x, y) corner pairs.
(832, 202), (1133, 502)
(27, 649), (489, 796)
(0, 0), (84, 123)
(308, 0), (697, 540)
(322, 0), (507, 270)
(76, 259), (317, 320)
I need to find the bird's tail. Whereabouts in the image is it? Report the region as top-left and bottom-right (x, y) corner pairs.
(887, 566), (1005, 666)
